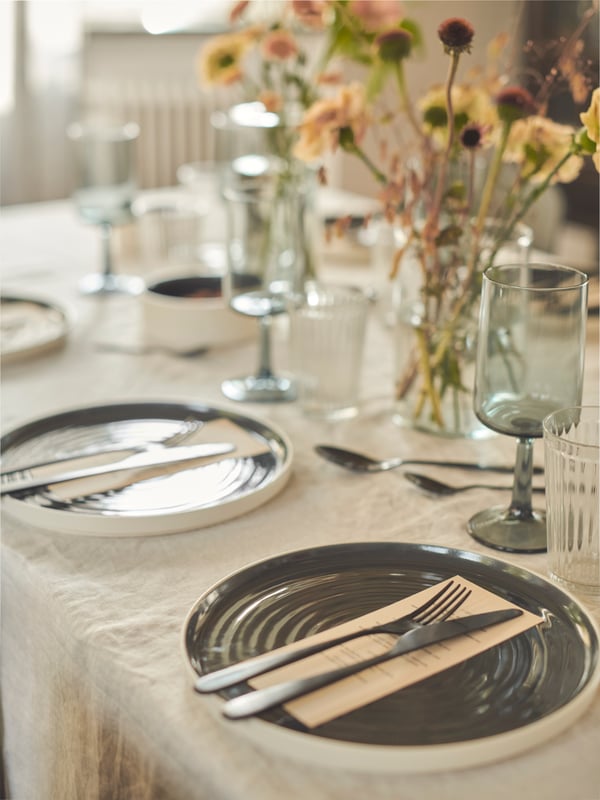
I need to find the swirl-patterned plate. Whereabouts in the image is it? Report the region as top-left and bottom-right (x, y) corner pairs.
(184, 542), (600, 773)
(1, 401), (292, 536)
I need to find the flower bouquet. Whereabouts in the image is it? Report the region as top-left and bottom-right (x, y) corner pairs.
(289, 1), (599, 435)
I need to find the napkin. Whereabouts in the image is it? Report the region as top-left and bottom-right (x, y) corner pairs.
(33, 418), (270, 501)
(248, 575), (542, 728)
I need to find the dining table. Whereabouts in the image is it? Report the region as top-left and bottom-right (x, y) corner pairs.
(1, 189), (599, 800)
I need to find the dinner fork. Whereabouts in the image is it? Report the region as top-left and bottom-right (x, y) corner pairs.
(194, 580), (470, 693)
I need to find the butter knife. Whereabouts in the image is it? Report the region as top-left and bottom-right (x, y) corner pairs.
(221, 608), (522, 719)
(0, 442), (236, 495)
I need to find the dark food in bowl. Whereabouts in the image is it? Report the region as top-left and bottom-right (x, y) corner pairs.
(148, 276), (222, 299)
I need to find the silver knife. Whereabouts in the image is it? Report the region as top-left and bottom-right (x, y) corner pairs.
(220, 608), (522, 719)
(0, 442), (236, 495)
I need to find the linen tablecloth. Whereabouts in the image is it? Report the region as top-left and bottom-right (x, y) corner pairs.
(1, 199), (599, 800)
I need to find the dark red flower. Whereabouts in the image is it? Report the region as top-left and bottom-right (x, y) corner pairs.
(375, 29), (413, 62)
(438, 18), (474, 54)
(460, 123), (483, 149)
(496, 87), (537, 123)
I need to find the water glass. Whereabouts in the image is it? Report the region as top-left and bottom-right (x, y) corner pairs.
(289, 284), (369, 419)
(543, 406), (600, 595)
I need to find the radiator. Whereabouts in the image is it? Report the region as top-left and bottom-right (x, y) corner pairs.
(83, 78), (220, 189)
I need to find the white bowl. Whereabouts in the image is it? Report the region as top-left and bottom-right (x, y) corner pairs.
(141, 273), (255, 351)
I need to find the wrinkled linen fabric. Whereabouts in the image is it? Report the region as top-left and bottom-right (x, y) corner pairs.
(2, 200), (600, 800)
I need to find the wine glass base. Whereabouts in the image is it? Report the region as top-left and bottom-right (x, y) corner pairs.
(221, 375), (296, 403)
(79, 272), (144, 296)
(468, 505), (547, 553)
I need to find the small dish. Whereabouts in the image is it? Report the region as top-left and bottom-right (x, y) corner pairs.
(141, 273), (255, 351)
(1, 294), (70, 364)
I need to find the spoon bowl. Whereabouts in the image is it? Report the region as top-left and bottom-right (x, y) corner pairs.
(314, 445), (543, 475)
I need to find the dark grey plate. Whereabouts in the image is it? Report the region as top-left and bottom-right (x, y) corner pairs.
(185, 542), (599, 754)
(1, 401), (292, 535)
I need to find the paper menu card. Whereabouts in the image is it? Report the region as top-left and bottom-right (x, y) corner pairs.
(30, 418), (271, 500)
(249, 576), (542, 728)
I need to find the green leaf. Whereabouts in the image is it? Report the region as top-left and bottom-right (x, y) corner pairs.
(400, 19), (424, 55)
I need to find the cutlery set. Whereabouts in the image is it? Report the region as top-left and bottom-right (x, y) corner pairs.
(0, 442), (236, 495)
(314, 444), (545, 496)
(1, 436), (539, 497)
(194, 579), (523, 720)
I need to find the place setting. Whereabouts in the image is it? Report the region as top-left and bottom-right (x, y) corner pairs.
(0, 400), (292, 536)
(183, 541), (600, 773)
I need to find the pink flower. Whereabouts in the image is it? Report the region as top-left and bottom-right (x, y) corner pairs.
(229, 1), (249, 24)
(291, 0), (329, 29)
(293, 83), (368, 161)
(349, 0), (404, 32)
(260, 30), (299, 62)
(258, 90), (283, 113)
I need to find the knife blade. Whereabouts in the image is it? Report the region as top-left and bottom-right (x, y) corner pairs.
(220, 608), (522, 719)
(0, 442), (236, 495)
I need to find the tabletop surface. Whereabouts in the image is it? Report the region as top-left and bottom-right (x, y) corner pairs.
(1, 196), (599, 800)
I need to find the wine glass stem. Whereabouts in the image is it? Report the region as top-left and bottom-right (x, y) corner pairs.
(100, 222), (114, 279)
(509, 436), (535, 518)
(256, 315), (275, 380)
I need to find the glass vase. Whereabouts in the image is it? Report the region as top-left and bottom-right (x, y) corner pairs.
(223, 154), (319, 298)
(392, 220), (533, 439)
(217, 102), (320, 294)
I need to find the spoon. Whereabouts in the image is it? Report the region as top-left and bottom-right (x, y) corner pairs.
(94, 342), (208, 358)
(314, 444), (544, 475)
(404, 472), (545, 495)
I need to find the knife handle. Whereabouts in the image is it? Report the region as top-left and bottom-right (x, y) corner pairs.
(222, 649), (391, 719)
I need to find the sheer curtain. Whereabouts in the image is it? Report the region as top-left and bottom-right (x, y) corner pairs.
(0, 1), (84, 206)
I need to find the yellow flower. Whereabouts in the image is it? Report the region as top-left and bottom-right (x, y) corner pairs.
(419, 84), (498, 147)
(580, 87), (600, 170)
(503, 116), (583, 184)
(198, 31), (255, 86)
(293, 83), (368, 161)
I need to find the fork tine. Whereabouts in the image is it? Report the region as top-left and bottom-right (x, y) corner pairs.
(426, 586), (471, 623)
(406, 579), (455, 622)
(414, 584), (471, 624)
(439, 587), (471, 620)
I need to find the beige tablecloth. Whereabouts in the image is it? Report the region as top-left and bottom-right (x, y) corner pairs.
(1, 199), (599, 800)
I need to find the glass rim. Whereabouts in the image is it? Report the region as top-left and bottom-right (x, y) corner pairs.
(542, 405), (600, 447)
(67, 120), (140, 142)
(483, 262), (589, 292)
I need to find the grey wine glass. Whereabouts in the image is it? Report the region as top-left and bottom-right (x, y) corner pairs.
(220, 153), (308, 402)
(67, 121), (144, 295)
(469, 262), (588, 553)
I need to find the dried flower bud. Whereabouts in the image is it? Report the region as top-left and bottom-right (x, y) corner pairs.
(338, 125), (357, 150)
(376, 29), (413, 62)
(460, 123), (483, 149)
(438, 18), (474, 55)
(496, 87), (537, 123)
